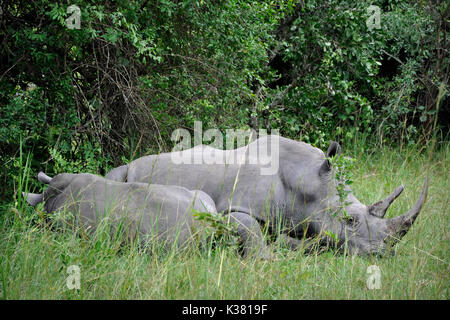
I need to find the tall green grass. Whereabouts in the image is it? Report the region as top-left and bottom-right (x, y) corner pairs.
(0, 142), (448, 299)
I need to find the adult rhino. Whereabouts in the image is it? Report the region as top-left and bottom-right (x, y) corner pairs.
(106, 135), (428, 256)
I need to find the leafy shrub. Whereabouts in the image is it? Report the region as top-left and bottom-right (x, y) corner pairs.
(0, 0), (447, 204)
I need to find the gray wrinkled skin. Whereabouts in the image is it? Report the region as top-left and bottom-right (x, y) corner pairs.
(106, 135), (428, 256)
(25, 173), (217, 251)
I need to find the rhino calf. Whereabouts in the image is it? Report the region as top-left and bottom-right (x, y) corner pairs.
(24, 172), (219, 253)
(24, 172), (269, 258)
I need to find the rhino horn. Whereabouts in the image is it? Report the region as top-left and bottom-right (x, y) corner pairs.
(38, 172), (53, 184)
(387, 178), (428, 242)
(22, 192), (43, 206)
(368, 185), (404, 218)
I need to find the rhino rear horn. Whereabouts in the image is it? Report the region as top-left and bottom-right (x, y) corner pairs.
(369, 185), (404, 218)
(38, 172), (53, 184)
(387, 177), (428, 242)
(320, 141), (341, 175)
(22, 192), (44, 206)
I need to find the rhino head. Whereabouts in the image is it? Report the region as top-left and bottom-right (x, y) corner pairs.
(317, 142), (428, 256)
(22, 172), (57, 208)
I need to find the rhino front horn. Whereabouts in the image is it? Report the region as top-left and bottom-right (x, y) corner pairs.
(369, 185), (404, 218)
(387, 177), (428, 242)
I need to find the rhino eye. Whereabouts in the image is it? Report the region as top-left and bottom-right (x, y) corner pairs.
(343, 214), (359, 225)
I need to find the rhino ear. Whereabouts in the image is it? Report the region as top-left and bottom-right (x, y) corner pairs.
(320, 141), (341, 176)
(326, 141), (341, 158)
(38, 172), (53, 184)
(22, 192), (43, 206)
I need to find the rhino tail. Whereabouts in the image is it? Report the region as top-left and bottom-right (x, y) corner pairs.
(105, 164), (128, 182)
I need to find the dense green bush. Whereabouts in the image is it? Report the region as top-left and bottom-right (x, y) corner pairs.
(257, 0), (448, 146)
(0, 0), (448, 203)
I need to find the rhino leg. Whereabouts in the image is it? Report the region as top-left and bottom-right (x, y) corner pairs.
(275, 234), (317, 253)
(228, 212), (272, 259)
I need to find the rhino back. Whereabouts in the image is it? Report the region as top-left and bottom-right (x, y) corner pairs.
(45, 173), (210, 247)
(124, 136), (327, 220)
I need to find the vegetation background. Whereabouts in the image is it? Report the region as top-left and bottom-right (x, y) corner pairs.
(0, 0), (448, 299)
